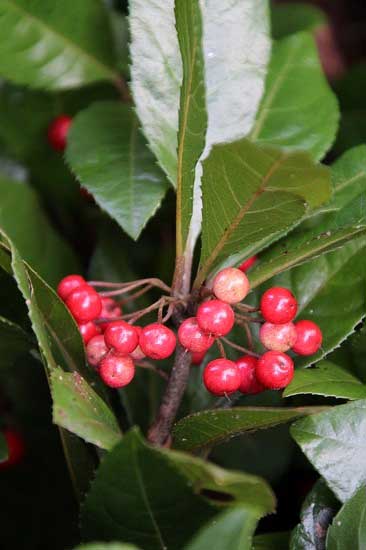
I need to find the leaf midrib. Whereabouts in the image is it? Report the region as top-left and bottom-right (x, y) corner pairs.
(2, 0), (117, 80)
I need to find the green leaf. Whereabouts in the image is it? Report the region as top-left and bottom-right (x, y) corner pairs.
(0, 315), (32, 368)
(283, 361), (366, 400)
(271, 3), (326, 40)
(291, 400), (366, 502)
(81, 428), (275, 549)
(175, 0), (207, 256)
(290, 479), (338, 550)
(252, 532), (291, 550)
(326, 486), (366, 550)
(0, 0), (118, 89)
(66, 102), (168, 240)
(172, 406), (323, 452)
(75, 545), (140, 550)
(51, 368), (121, 450)
(185, 507), (258, 550)
(0, 175), (80, 286)
(250, 32), (339, 161)
(0, 430), (8, 462)
(129, 0), (270, 184)
(195, 139), (331, 285)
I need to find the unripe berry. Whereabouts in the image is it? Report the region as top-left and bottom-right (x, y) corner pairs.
(47, 115), (72, 151)
(292, 320), (322, 356)
(57, 274), (85, 301)
(78, 321), (101, 344)
(260, 287), (297, 324)
(259, 322), (297, 352)
(130, 326), (146, 361)
(178, 317), (215, 353)
(196, 299), (235, 337)
(203, 358), (241, 396)
(86, 335), (108, 367)
(104, 320), (139, 354)
(213, 267), (250, 304)
(0, 429), (25, 469)
(99, 352), (135, 388)
(66, 284), (102, 323)
(191, 350), (206, 365)
(256, 351), (294, 390)
(99, 297), (122, 331)
(139, 323), (176, 360)
(235, 355), (264, 394)
(239, 256), (258, 272)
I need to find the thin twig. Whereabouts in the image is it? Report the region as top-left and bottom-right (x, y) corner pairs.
(216, 339), (226, 358)
(119, 285), (153, 304)
(221, 337), (260, 358)
(234, 303), (260, 313)
(243, 322), (253, 350)
(89, 278), (171, 295)
(235, 313), (263, 324)
(136, 361), (169, 381)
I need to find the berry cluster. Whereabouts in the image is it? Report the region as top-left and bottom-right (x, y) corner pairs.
(57, 259), (322, 397)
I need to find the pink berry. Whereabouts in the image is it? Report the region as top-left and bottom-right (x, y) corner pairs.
(292, 320), (322, 356)
(99, 297), (122, 331)
(65, 284), (102, 323)
(191, 350), (206, 365)
(256, 351), (294, 390)
(203, 358), (241, 396)
(235, 355), (264, 394)
(57, 274), (85, 301)
(99, 352), (135, 388)
(78, 321), (101, 344)
(259, 322), (297, 352)
(196, 299), (235, 337)
(260, 287), (297, 324)
(239, 256), (258, 272)
(139, 323), (176, 360)
(104, 321), (138, 354)
(47, 115), (72, 151)
(0, 429), (25, 469)
(86, 335), (108, 367)
(130, 326), (146, 361)
(178, 317), (215, 353)
(213, 267), (250, 304)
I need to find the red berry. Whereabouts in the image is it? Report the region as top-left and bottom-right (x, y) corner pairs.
(191, 350), (206, 365)
(99, 298), (122, 331)
(0, 429), (25, 469)
(203, 358), (241, 396)
(213, 267), (250, 304)
(86, 335), (109, 367)
(139, 323), (176, 360)
(196, 299), (235, 337)
(239, 256), (258, 272)
(47, 115), (72, 151)
(99, 352), (135, 388)
(78, 321), (101, 344)
(292, 320), (322, 356)
(259, 322), (297, 352)
(57, 274), (85, 301)
(65, 284), (102, 323)
(178, 317), (215, 353)
(256, 351), (294, 390)
(235, 355), (264, 394)
(130, 326), (146, 361)
(260, 287), (297, 324)
(104, 321), (138, 354)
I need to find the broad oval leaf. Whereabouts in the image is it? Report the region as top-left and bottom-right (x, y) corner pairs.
(185, 507), (258, 550)
(0, 0), (118, 89)
(172, 406), (323, 452)
(250, 32), (339, 161)
(291, 400), (366, 502)
(326, 486), (366, 550)
(0, 315), (32, 368)
(75, 545), (140, 550)
(51, 369), (121, 450)
(81, 428), (275, 549)
(195, 139), (330, 285)
(66, 102), (169, 240)
(283, 361), (366, 400)
(0, 175), (80, 286)
(253, 531), (291, 549)
(290, 479), (339, 550)
(271, 3), (326, 39)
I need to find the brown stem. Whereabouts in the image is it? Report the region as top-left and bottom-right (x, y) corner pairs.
(221, 337), (260, 358)
(114, 76), (132, 103)
(147, 345), (191, 445)
(216, 339), (226, 358)
(235, 313), (263, 324)
(234, 303), (260, 313)
(136, 361), (169, 381)
(90, 278), (171, 296)
(243, 322), (253, 351)
(119, 285), (153, 304)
